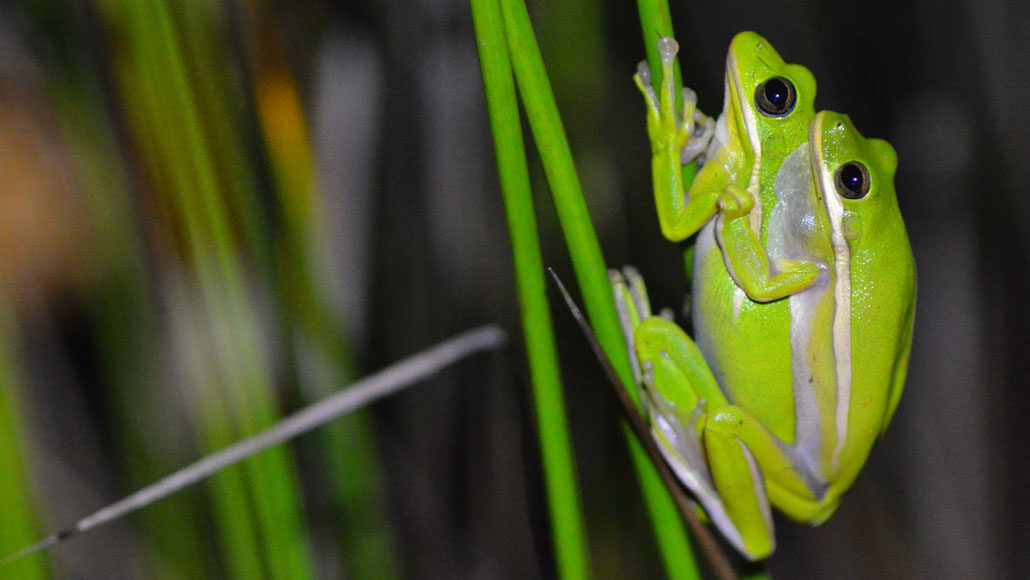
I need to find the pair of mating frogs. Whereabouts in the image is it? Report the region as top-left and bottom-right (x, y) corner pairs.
(614, 32), (916, 560)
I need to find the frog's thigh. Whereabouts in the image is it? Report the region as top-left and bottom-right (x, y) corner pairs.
(633, 317), (725, 409)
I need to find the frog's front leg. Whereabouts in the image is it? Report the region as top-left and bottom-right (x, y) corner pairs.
(635, 38), (718, 242)
(715, 185), (821, 302)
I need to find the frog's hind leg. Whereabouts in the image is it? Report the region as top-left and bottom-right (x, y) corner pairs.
(611, 269), (782, 560)
(700, 401), (840, 560)
(627, 315), (761, 557)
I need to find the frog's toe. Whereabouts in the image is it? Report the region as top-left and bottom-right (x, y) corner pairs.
(635, 60), (652, 87)
(639, 359), (655, 387)
(681, 86), (698, 110)
(610, 268), (646, 384)
(609, 269), (636, 327)
(618, 265), (653, 320)
(633, 68), (659, 111)
(774, 258), (822, 284)
(682, 111), (715, 166)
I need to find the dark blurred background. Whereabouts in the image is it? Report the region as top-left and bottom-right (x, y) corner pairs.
(0, 0), (1026, 578)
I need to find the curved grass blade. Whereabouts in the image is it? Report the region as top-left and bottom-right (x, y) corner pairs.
(1, 326), (506, 567)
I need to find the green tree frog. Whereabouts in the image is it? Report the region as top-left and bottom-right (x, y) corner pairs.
(614, 109), (916, 560)
(636, 31), (822, 302)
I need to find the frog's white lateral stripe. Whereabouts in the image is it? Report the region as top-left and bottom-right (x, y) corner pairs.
(812, 115), (853, 468)
(716, 50), (765, 303)
(739, 438), (775, 540)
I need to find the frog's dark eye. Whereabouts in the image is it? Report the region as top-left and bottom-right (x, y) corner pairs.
(755, 77), (796, 117)
(834, 161), (871, 199)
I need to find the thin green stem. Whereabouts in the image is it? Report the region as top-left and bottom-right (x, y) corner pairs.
(636, 0), (682, 114)
(471, 1), (590, 578)
(496, 0), (626, 382)
(118, 1), (317, 577)
(238, 12), (396, 575)
(498, 1), (699, 578)
(112, 3), (265, 576)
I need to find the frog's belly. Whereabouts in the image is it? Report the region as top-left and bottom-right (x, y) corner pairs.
(691, 220), (836, 455)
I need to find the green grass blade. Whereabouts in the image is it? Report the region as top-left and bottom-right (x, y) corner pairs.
(636, 0), (682, 108)
(43, 27), (212, 574)
(0, 295), (48, 580)
(498, 0), (624, 360)
(105, 1), (318, 577)
(177, 2), (397, 575)
(91, 3), (265, 576)
(497, 1), (700, 578)
(249, 50), (398, 580)
(471, 1), (590, 578)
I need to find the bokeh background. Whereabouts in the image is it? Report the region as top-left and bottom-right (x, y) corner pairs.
(0, 0), (1026, 578)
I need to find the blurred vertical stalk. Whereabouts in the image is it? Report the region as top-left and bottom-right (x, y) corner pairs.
(232, 1), (399, 577)
(0, 293), (48, 580)
(57, 75), (211, 578)
(94, 0), (318, 577)
(471, 0), (591, 578)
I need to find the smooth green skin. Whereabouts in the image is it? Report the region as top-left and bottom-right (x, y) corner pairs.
(636, 31), (822, 302)
(618, 110), (916, 560)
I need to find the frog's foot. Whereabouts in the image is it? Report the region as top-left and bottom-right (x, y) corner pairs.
(682, 100), (715, 166)
(610, 266), (655, 386)
(649, 403), (757, 558)
(633, 38), (691, 157)
(631, 319), (759, 556)
(716, 185), (754, 223)
(610, 266), (654, 325)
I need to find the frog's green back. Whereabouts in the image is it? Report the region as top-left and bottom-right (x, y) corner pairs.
(693, 112), (916, 494)
(811, 112), (916, 482)
(690, 31), (822, 446)
(692, 146), (837, 450)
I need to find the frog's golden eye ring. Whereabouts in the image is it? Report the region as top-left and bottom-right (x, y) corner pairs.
(835, 161), (871, 199)
(755, 77), (796, 117)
